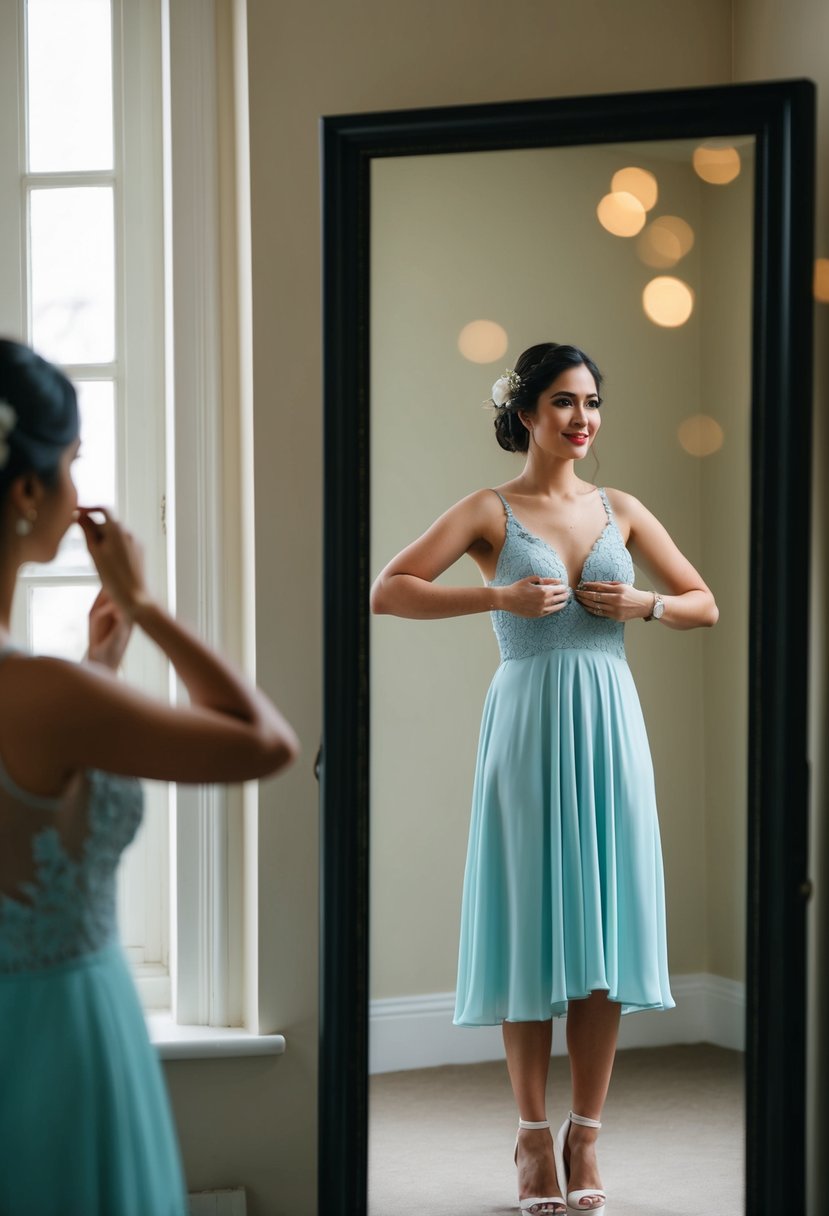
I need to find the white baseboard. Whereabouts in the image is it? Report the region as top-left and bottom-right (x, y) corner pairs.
(369, 973), (744, 1074)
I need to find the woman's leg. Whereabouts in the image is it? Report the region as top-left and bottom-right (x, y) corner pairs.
(503, 1020), (564, 1208)
(562, 991), (621, 1208)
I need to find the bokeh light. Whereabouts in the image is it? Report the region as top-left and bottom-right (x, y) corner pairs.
(637, 215), (695, 269)
(457, 319), (509, 363)
(611, 167), (658, 211)
(692, 143), (741, 185)
(596, 191), (647, 237)
(814, 258), (829, 303)
(678, 414), (724, 457)
(642, 276), (695, 327)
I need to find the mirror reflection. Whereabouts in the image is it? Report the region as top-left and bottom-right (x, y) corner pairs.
(368, 137), (753, 1215)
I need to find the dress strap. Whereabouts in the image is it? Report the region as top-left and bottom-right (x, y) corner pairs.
(597, 487), (613, 520)
(490, 489), (514, 520)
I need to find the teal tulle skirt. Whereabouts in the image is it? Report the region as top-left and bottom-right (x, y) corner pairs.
(454, 649), (675, 1026)
(0, 942), (186, 1216)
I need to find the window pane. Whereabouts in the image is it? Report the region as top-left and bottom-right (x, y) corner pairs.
(48, 379), (116, 573)
(27, 0), (113, 172)
(30, 186), (115, 364)
(30, 582), (99, 660)
(75, 381), (116, 507)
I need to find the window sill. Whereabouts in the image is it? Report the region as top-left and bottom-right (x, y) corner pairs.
(148, 1012), (286, 1060)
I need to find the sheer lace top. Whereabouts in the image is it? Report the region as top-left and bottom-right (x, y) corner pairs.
(488, 487), (634, 661)
(0, 647), (143, 974)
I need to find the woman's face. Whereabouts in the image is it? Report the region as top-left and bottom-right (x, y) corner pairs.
(520, 363), (602, 460)
(32, 437), (81, 561)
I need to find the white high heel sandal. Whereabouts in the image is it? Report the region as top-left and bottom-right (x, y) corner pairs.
(554, 1111), (607, 1213)
(514, 1118), (567, 1215)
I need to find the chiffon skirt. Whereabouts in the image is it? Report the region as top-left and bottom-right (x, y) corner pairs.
(454, 648), (675, 1025)
(0, 942), (187, 1216)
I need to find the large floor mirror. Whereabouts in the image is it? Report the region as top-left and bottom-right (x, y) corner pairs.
(320, 81), (815, 1216)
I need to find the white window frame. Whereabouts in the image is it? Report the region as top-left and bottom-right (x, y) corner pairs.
(0, 0), (251, 1028)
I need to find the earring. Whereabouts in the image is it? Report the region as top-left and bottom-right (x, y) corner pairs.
(15, 509), (36, 537)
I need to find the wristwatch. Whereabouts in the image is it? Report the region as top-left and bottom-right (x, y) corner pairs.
(644, 593), (665, 622)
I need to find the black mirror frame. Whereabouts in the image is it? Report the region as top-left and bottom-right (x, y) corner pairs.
(320, 79), (815, 1216)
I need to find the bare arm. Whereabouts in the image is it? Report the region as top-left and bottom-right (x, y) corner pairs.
(370, 490), (568, 621)
(600, 490), (719, 630)
(8, 507), (300, 786)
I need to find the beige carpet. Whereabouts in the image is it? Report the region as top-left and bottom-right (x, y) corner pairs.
(369, 1044), (743, 1216)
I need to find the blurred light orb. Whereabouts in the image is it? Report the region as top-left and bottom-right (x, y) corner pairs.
(642, 276), (695, 327)
(457, 319), (509, 363)
(611, 167), (658, 211)
(596, 191), (646, 237)
(637, 215), (695, 268)
(814, 258), (829, 303)
(692, 143), (741, 184)
(678, 413), (724, 457)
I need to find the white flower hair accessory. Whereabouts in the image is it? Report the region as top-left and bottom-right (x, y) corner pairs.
(0, 399), (17, 470)
(489, 368), (522, 409)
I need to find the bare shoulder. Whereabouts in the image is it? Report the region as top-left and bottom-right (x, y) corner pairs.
(0, 652), (111, 728)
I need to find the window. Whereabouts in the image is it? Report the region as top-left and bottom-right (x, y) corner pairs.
(0, 0), (247, 1029)
(1, 0), (170, 1008)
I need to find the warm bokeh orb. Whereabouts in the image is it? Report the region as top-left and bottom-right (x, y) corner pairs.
(692, 143), (741, 185)
(637, 215), (695, 268)
(678, 413), (725, 457)
(457, 319), (509, 363)
(596, 190), (646, 237)
(814, 258), (829, 303)
(611, 167), (658, 211)
(642, 276), (695, 327)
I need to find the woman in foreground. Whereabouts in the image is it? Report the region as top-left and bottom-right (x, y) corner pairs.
(371, 341), (717, 1214)
(0, 338), (299, 1215)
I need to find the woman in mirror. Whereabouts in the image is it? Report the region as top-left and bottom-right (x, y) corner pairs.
(371, 341), (718, 1215)
(0, 339), (299, 1215)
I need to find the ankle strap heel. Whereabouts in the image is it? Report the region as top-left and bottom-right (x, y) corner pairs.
(514, 1118), (566, 1214)
(568, 1111), (602, 1129)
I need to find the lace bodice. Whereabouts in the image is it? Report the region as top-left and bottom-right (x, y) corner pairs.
(489, 487), (634, 661)
(0, 650), (143, 974)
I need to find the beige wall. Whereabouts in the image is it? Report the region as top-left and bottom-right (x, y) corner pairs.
(370, 141), (752, 1001)
(732, 1), (829, 1207)
(163, 3), (742, 1214)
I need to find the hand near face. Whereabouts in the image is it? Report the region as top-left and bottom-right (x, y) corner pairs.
(86, 587), (134, 671)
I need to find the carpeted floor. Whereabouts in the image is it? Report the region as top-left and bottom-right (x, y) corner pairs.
(369, 1044), (743, 1215)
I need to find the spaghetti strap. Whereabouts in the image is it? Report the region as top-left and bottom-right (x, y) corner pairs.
(490, 489), (514, 519)
(597, 487), (613, 520)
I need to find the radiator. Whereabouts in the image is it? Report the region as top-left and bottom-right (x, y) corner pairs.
(188, 1187), (247, 1215)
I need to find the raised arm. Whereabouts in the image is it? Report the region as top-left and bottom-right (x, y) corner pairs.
(4, 507), (299, 788)
(371, 489), (569, 621)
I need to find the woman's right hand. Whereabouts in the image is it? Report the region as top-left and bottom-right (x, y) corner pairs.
(76, 507), (152, 619)
(500, 575), (570, 618)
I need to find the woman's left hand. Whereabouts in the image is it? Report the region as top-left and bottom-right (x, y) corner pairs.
(87, 587), (133, 671)
(575, 581), (652, 621)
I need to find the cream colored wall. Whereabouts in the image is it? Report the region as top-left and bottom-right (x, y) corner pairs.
(733, 2), (829, 1206)
(163, 3), (734, 1213)
(699, 161), (752, 983)
(370, 143), (742, 1001)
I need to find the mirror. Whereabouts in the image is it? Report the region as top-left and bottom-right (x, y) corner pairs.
(320, 81), (815, 1216)
(368, 136), (752, 1214)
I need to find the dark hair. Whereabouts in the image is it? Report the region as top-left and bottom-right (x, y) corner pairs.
(493, 342), (603, 454)
(0, 339), (79, 495)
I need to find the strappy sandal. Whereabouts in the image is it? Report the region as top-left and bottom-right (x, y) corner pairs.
(514, 1118), (567, 1215)
(554, 1111), (607, 1213)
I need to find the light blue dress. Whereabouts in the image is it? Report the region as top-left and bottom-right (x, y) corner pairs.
(0, 646), (187, 1215)
(454, 488), (675, 1025)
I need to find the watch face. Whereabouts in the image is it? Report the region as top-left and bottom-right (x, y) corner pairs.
(653, 598), (665, 619)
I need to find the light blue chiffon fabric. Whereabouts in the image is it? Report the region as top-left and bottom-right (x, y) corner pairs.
(0, 647), (186, 1216)
(454, 489), (675, 1025)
